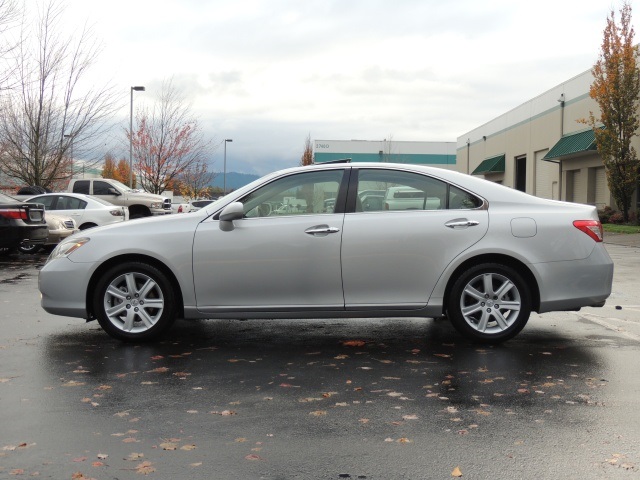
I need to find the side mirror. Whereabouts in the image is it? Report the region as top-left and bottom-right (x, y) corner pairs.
(219, 202), (244, 231)
(107, 187), (120, 196)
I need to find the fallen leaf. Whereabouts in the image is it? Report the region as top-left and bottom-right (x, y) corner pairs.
(452, 466), (463, 477)
(342, 340), (366, 347)
(402, 414), (419, 420)
(135, 461), (155, 474)
(146, 367), (169, 373)
(309, 410), (327, 416)
(180, 444), (197, 451)
(159, 442), (177, 450)
(127, 453), (144, 461)
(397, 438), (412, 443)
(245, 454), (263, 461)
(210, 410), (236, 416)
(62, 381), (85, 387)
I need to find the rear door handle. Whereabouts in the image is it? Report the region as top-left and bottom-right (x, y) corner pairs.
(305, 225), (340, 236)
(445, 219), (480, 229)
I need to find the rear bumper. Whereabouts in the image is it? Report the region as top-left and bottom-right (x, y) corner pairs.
(535, 244), (614, 313)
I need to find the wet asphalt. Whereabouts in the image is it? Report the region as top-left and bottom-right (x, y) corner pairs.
(1, 240), (639, 479)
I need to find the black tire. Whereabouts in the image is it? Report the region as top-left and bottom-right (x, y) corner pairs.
(93, 262), (177, 342)
(447, 263), (532, 344)
(18, 243), (42, 255)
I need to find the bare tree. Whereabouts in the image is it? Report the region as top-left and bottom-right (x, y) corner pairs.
(0, 0), (20, 89)
(177, 158), (216, 200)
(0, 0), (119, 189)
(130, 79), (212, 194)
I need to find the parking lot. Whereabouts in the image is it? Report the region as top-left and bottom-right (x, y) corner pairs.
(1, 240), (639, 479)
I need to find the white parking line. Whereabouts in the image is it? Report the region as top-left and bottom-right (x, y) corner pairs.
(579, 313), (640, 342)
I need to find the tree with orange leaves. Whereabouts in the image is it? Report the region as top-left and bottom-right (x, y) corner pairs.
(585, 1), (640, 222)
(300, 133), (313, 166)
(129, 79), (211, 194)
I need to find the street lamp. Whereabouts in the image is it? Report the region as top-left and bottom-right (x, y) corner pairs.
(223, 138), (233, 194)
(63, 133), (76, 177)
(129, 86), (145, 188)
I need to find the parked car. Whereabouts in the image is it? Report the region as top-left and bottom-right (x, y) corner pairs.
(38, 162), (613, 343)
(172, 202), (191, 214)
(24, 193), (129, 230)
(67, 178), (171, 218)
(0, 192), (48, 254)
(18, 213), (77, 254)
(189, 199), (216, 212)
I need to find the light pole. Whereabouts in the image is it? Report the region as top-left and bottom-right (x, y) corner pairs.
(223, 138), (233, 194)
(63, 133), (77, 177)
(129, 86), (145, 188)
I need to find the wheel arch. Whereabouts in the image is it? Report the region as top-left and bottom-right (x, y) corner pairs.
(443, 254), (540, 314)
(128, 204), (151, 218)
(86, 254), (184, 320)
(79, 222), (97, 230)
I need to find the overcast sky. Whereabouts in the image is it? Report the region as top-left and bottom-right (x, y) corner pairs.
(61, 0), (614, 175)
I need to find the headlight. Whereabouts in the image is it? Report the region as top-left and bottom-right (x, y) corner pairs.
(48, 237), (90, 262)
(150, 202), (161, 209)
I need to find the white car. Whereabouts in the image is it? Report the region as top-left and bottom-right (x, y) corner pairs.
(25, 193), (129, 230)
(18, 213), (78, 254)
(38, 162), (613, 344)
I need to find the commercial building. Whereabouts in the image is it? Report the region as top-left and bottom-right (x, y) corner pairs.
(313, 139), (458, 170)
(457, 68), (637, 212)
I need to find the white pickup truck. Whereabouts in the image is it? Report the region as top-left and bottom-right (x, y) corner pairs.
(67, 179), (172, 218)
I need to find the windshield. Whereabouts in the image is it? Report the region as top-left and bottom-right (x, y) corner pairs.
(90, 196), (120, 206)
(0, 192), (18, 203)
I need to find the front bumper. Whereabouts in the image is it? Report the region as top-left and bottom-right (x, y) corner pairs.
(39, 257), (95, 318)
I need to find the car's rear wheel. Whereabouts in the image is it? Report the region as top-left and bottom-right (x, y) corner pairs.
(447, 263), (531, 343)
(93, 262), (177, 341)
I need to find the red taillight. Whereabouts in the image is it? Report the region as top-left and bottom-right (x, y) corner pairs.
(573, 220), (603, 242)
(0, 208), (28, 220)
(178, 205), (183, 213)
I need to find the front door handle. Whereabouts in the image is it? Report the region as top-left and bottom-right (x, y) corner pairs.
(445, 219), (480, 229)
(305, 225), (340, 236)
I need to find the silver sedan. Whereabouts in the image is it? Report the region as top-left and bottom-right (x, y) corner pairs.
(38, 162), (613, 343)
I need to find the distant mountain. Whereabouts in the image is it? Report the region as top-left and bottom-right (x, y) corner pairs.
(211, 172), (260, 190)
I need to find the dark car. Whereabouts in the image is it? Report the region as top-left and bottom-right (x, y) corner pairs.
(0, 192), (48, 253)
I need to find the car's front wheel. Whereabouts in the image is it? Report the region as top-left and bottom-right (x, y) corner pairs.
(447, 263), (532, 343)
(93, 262), (177, 341)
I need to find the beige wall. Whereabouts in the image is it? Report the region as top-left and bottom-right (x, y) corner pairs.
(457, 69), (637, 212)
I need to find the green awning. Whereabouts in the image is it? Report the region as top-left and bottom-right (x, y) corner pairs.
(471, 154), (505, 175)
(543, 129), (598, 161)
